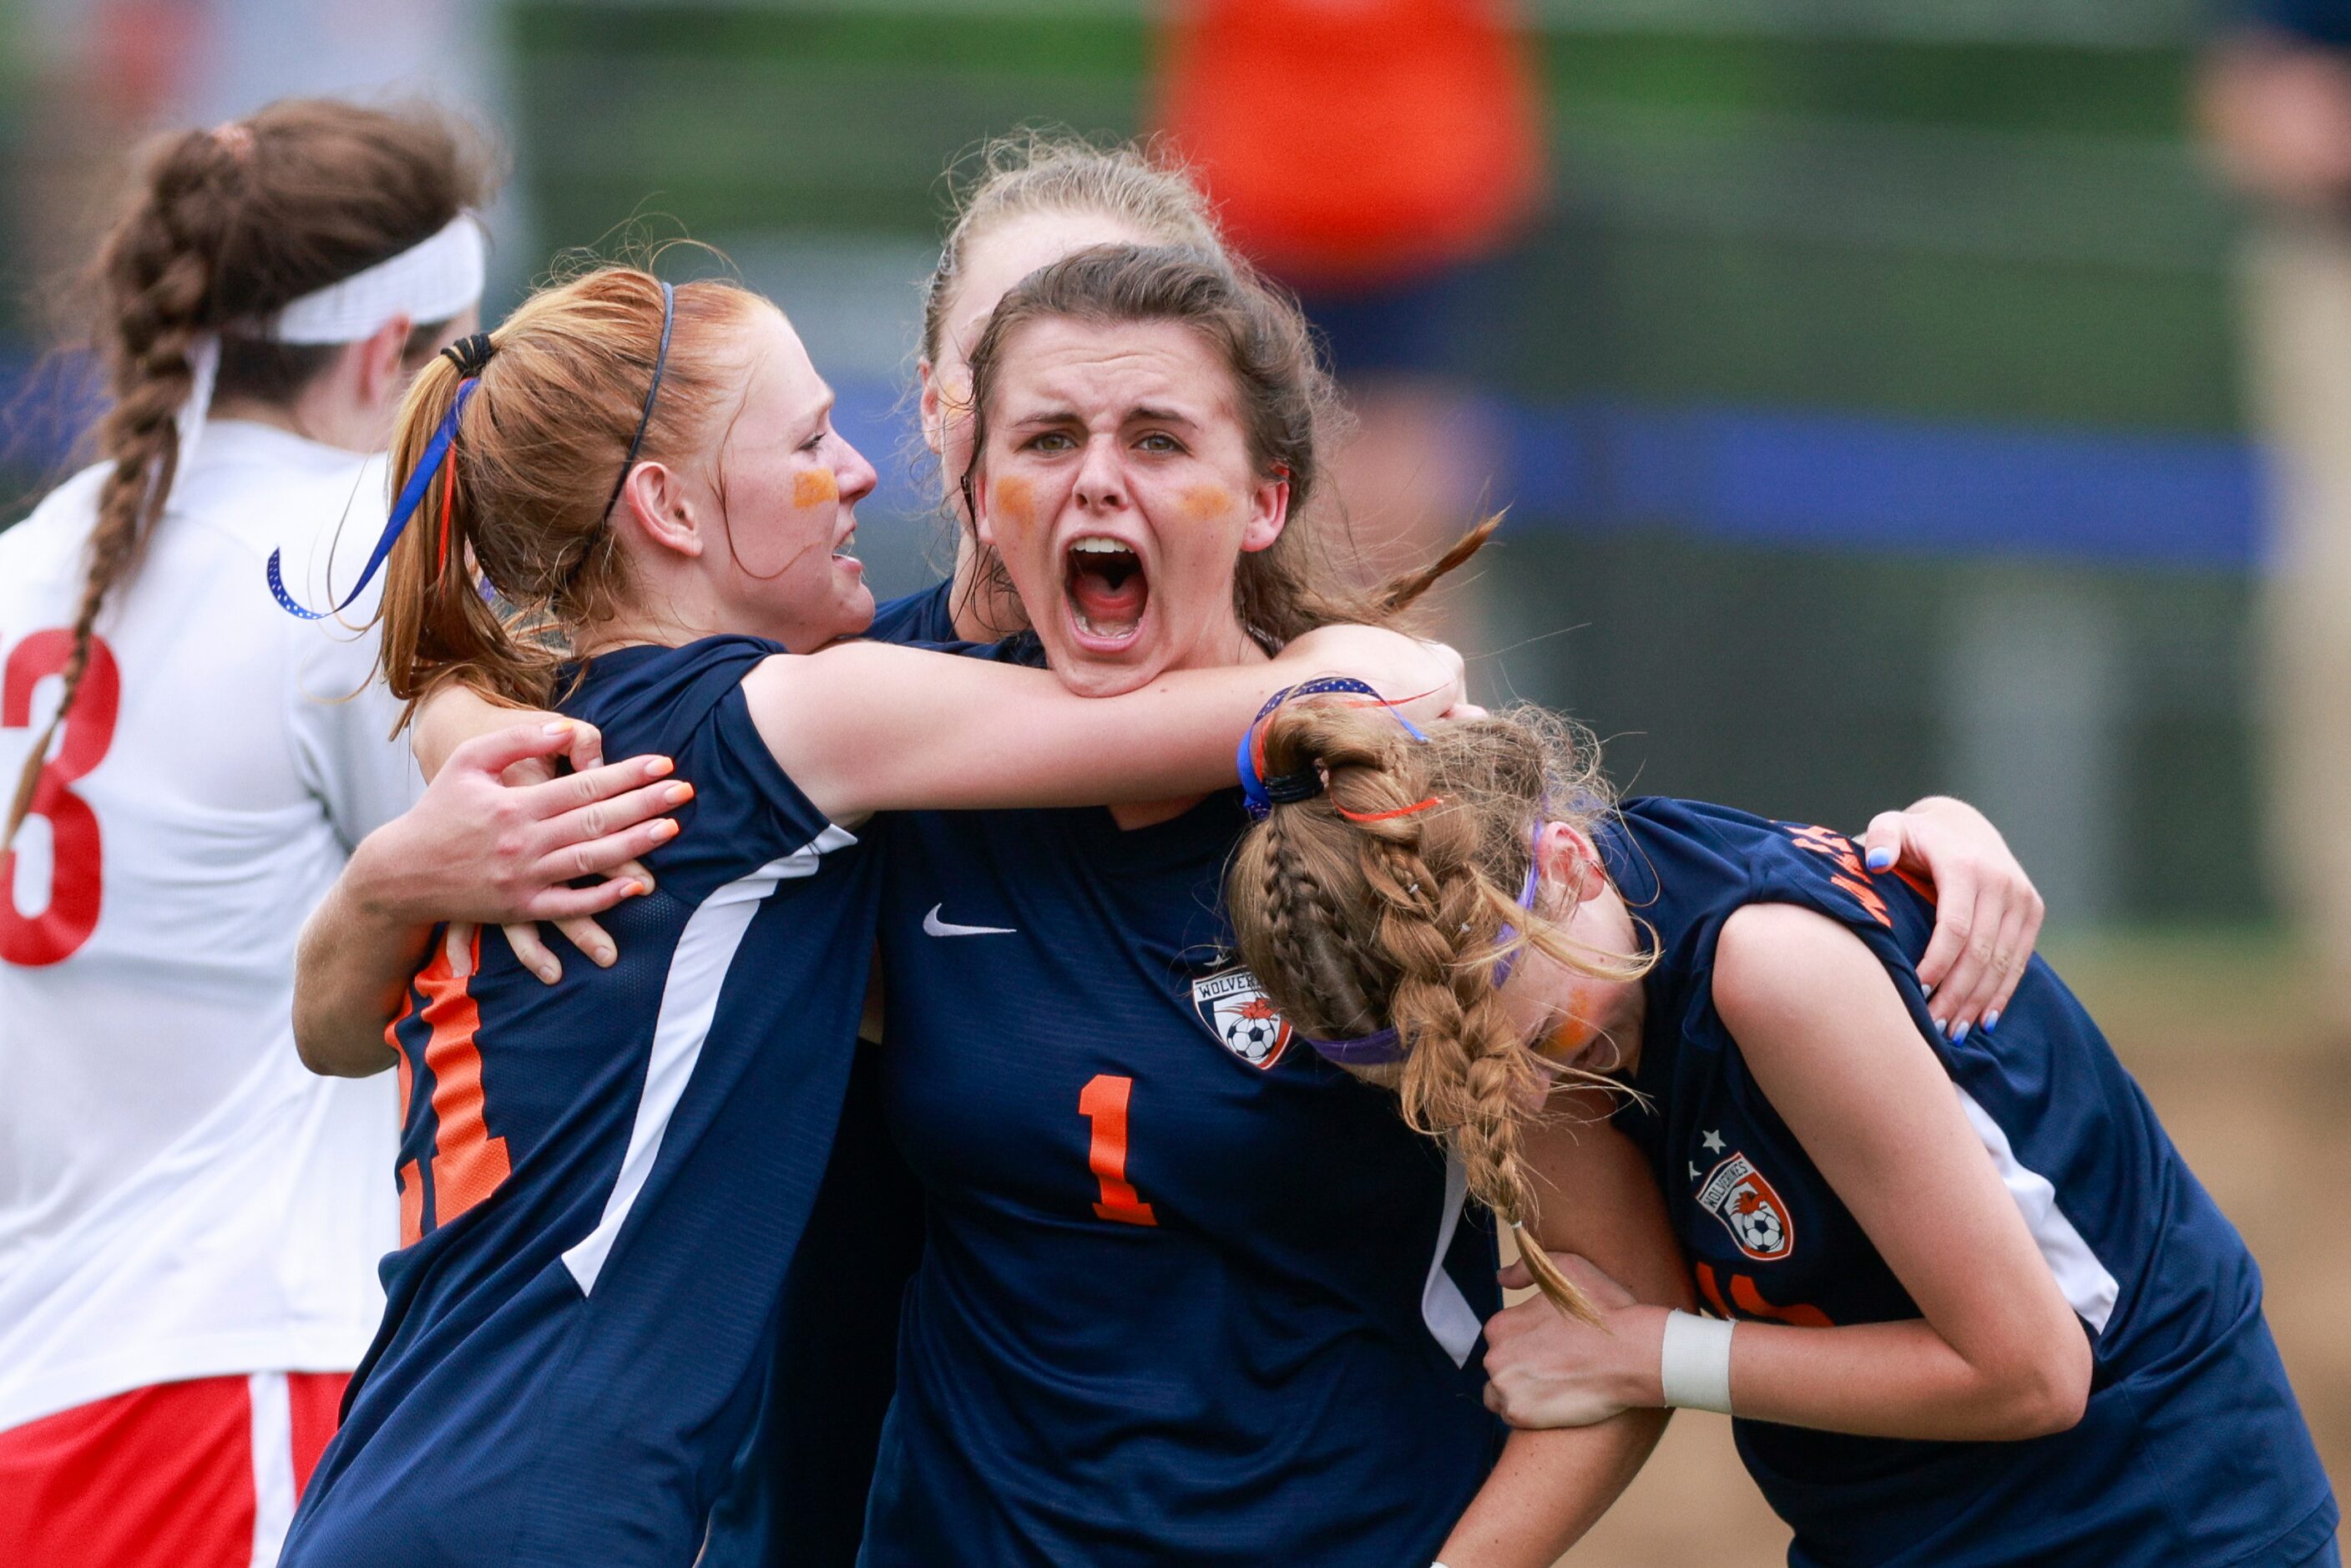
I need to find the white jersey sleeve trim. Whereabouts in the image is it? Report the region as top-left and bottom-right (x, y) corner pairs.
(1421, 1154), (1483, 1367)
(562, 824), (858, 1296)
(1954, 1084), (2120, 1333)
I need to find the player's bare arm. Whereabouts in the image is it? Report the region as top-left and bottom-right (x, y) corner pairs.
(746, 625), (1464, 822)
(1436, 1091), (1690, 1567)
(291, 720), (689, 1072)
(1484, 903), (2089, 1444)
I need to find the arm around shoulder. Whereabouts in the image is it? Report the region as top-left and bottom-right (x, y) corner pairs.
(293, 833), (428, 1077)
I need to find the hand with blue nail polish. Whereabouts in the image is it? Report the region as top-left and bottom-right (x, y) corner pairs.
(1858, 797), (2046, 1044)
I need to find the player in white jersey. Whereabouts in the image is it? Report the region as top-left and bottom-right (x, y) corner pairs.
(0, 99), (495, 1568)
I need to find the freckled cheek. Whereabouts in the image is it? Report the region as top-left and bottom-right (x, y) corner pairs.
(792, 468), (838, 508)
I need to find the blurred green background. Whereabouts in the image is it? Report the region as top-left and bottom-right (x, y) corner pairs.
(500, 1), (2263, 927)
(0, 0), (2273, 928)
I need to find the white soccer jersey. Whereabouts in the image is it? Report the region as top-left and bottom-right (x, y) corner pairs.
(0, 421), (419, 1433)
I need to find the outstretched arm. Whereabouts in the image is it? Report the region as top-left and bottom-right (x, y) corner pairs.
(1435, 1093), (1692, 1568)
(747, 625), (1463, 822)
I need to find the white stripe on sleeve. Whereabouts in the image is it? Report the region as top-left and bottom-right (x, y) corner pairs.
(564, 826), (857, 1295)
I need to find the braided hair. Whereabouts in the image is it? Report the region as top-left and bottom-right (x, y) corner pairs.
(1227, 701), (1649, 1325)
(4, 99), (494, 849)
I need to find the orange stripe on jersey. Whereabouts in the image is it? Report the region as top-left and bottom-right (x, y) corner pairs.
(1785, 824), (1892, 928)
(1892, 863), (1935, 904)
(397, 1159), (423, 1248)
(1727, 1272), (1834, 1328)
(1694, 1261), (1733, 1320)
(387, 989), (417, 1126)
(416, 930), (511, 1229)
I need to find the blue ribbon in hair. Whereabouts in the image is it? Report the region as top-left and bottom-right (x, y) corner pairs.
(267, 377), (479, 620)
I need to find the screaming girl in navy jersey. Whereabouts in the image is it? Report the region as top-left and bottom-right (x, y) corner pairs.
(274, 258), (1467, 1568)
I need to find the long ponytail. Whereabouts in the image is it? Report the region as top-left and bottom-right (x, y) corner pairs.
(5, 99), (493, 848)
(373, 269), (769, 729)
(1228, 701), (1647, 1327)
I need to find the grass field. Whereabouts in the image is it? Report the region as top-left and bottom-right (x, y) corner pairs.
(1567, 929), (2348, 1562)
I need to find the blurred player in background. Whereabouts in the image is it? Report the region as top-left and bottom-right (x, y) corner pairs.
(2202, 1), (2351, 1031)
(1155, 0), (1548, 650)
(0, 99), (493, 1568)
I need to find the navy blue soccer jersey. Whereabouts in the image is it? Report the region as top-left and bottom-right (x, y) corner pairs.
(283, 637), (878, 1568)
(855, 635), (1504, 1565)
(1600, 797), (2336, 1568)
(862, 579), (958, 644)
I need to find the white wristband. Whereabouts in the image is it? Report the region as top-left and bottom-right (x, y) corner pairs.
(1659, 1309), (1735, 1414)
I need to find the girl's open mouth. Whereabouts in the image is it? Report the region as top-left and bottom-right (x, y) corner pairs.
(1064, 535), (1147, 648)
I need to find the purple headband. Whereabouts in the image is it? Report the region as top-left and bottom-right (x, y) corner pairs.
(1305, 822), (1545, 1068)
(1237, 675), (1425, 820)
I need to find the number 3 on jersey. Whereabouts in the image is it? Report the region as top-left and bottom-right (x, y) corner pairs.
(1079, 1073), (1156, 1227)
(3, 630), (119, 966)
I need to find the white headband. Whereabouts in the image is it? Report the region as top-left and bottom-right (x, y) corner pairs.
(267, 213), (487, 344)
(172, 213), (487, 473)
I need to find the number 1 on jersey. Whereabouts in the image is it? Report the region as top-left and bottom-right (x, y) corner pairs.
(1079, 1073), (1156, 1227)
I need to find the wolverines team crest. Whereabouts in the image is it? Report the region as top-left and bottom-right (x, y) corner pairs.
(1696, 1149), (1795, 1262)
(1191, 966), (1292, 1070)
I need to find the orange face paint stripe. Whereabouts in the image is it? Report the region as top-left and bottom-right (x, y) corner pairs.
(989, 474), (1034, 526)
(793, 468), (839, 508)
(417, 929), (512, 1229)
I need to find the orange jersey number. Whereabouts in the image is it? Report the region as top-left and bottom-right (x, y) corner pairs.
(1079, 1073), (1157, 1227)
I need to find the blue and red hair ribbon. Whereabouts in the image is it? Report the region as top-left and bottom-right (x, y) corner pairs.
(267, 377), (478, 620)
(1236, 675), (1428, 821)
(1236, 677), (1546, 1067)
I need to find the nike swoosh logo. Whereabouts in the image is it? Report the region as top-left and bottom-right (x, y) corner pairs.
(923, 903), (1017, 938)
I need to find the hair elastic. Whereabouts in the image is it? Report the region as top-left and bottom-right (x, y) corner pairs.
(441, 331), (495, 376)
(1236, 675), (1427, 821)
(602, 280), (676, 524)
(268, 378), (478, 620)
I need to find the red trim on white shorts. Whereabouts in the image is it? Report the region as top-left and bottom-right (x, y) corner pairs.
(0, 1371), (347, 1568)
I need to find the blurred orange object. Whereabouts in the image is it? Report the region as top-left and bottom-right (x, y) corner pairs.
(1155, 0), (1547, 289)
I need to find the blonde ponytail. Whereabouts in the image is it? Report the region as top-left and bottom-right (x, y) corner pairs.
(1229, 700), (1646, 1327)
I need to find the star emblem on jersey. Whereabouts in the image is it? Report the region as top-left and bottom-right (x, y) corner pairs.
(1190, 966), (1293, 1070)
(1694, 1149), (1795, 1262)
